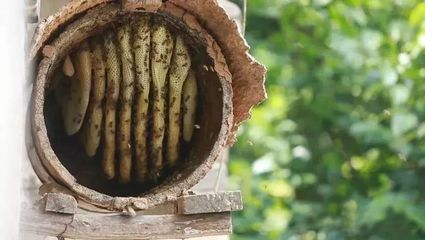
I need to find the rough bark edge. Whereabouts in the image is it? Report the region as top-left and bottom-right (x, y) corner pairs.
(29, 0), (114, 61)
(122, 0), (162, 11)
(29, 0), (267, 145)
(169, 0), (267, 143)
(31, 3), (233, 211)
(32, 4), (122, 210)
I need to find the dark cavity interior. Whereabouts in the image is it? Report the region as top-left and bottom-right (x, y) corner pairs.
(43, 13), (224, 197)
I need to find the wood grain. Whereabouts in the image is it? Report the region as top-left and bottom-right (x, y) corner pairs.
(177, 191), (243, 215)
(44, 193), (78, 214)
(21, 208), (232, 239)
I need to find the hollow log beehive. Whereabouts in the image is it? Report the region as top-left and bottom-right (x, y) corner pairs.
(28, 0), (266, 211)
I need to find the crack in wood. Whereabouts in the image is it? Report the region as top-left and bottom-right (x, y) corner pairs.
(21, 208), (232, 239)
(57, 214), (75, 239)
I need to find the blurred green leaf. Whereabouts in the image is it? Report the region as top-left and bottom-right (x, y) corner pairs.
(230, 0), (425, 239)
(409, 3), (425, 26)
(391, 111), (418, 137)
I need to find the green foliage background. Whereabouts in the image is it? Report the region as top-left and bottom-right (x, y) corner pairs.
(228, 0), (425, 239)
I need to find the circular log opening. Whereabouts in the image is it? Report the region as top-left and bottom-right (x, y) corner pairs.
(32, 3), (233, 209)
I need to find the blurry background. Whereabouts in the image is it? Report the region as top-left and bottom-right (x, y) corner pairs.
(229, 0), (425, 239)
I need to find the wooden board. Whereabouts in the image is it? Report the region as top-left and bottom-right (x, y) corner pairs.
(21, 208), (232, 240)
(44, 193), (77, 214)
(40, 191), (242, 215)
(177, 191), (243, 215)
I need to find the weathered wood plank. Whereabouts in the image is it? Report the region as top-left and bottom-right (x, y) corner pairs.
(177, 191), (243, 215)
(41, 190), (241, 215)
(44, 193), (78, 214)
(20, 208), (232, 239)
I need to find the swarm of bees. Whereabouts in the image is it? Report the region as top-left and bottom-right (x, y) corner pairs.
(55, 15), (198, 184)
